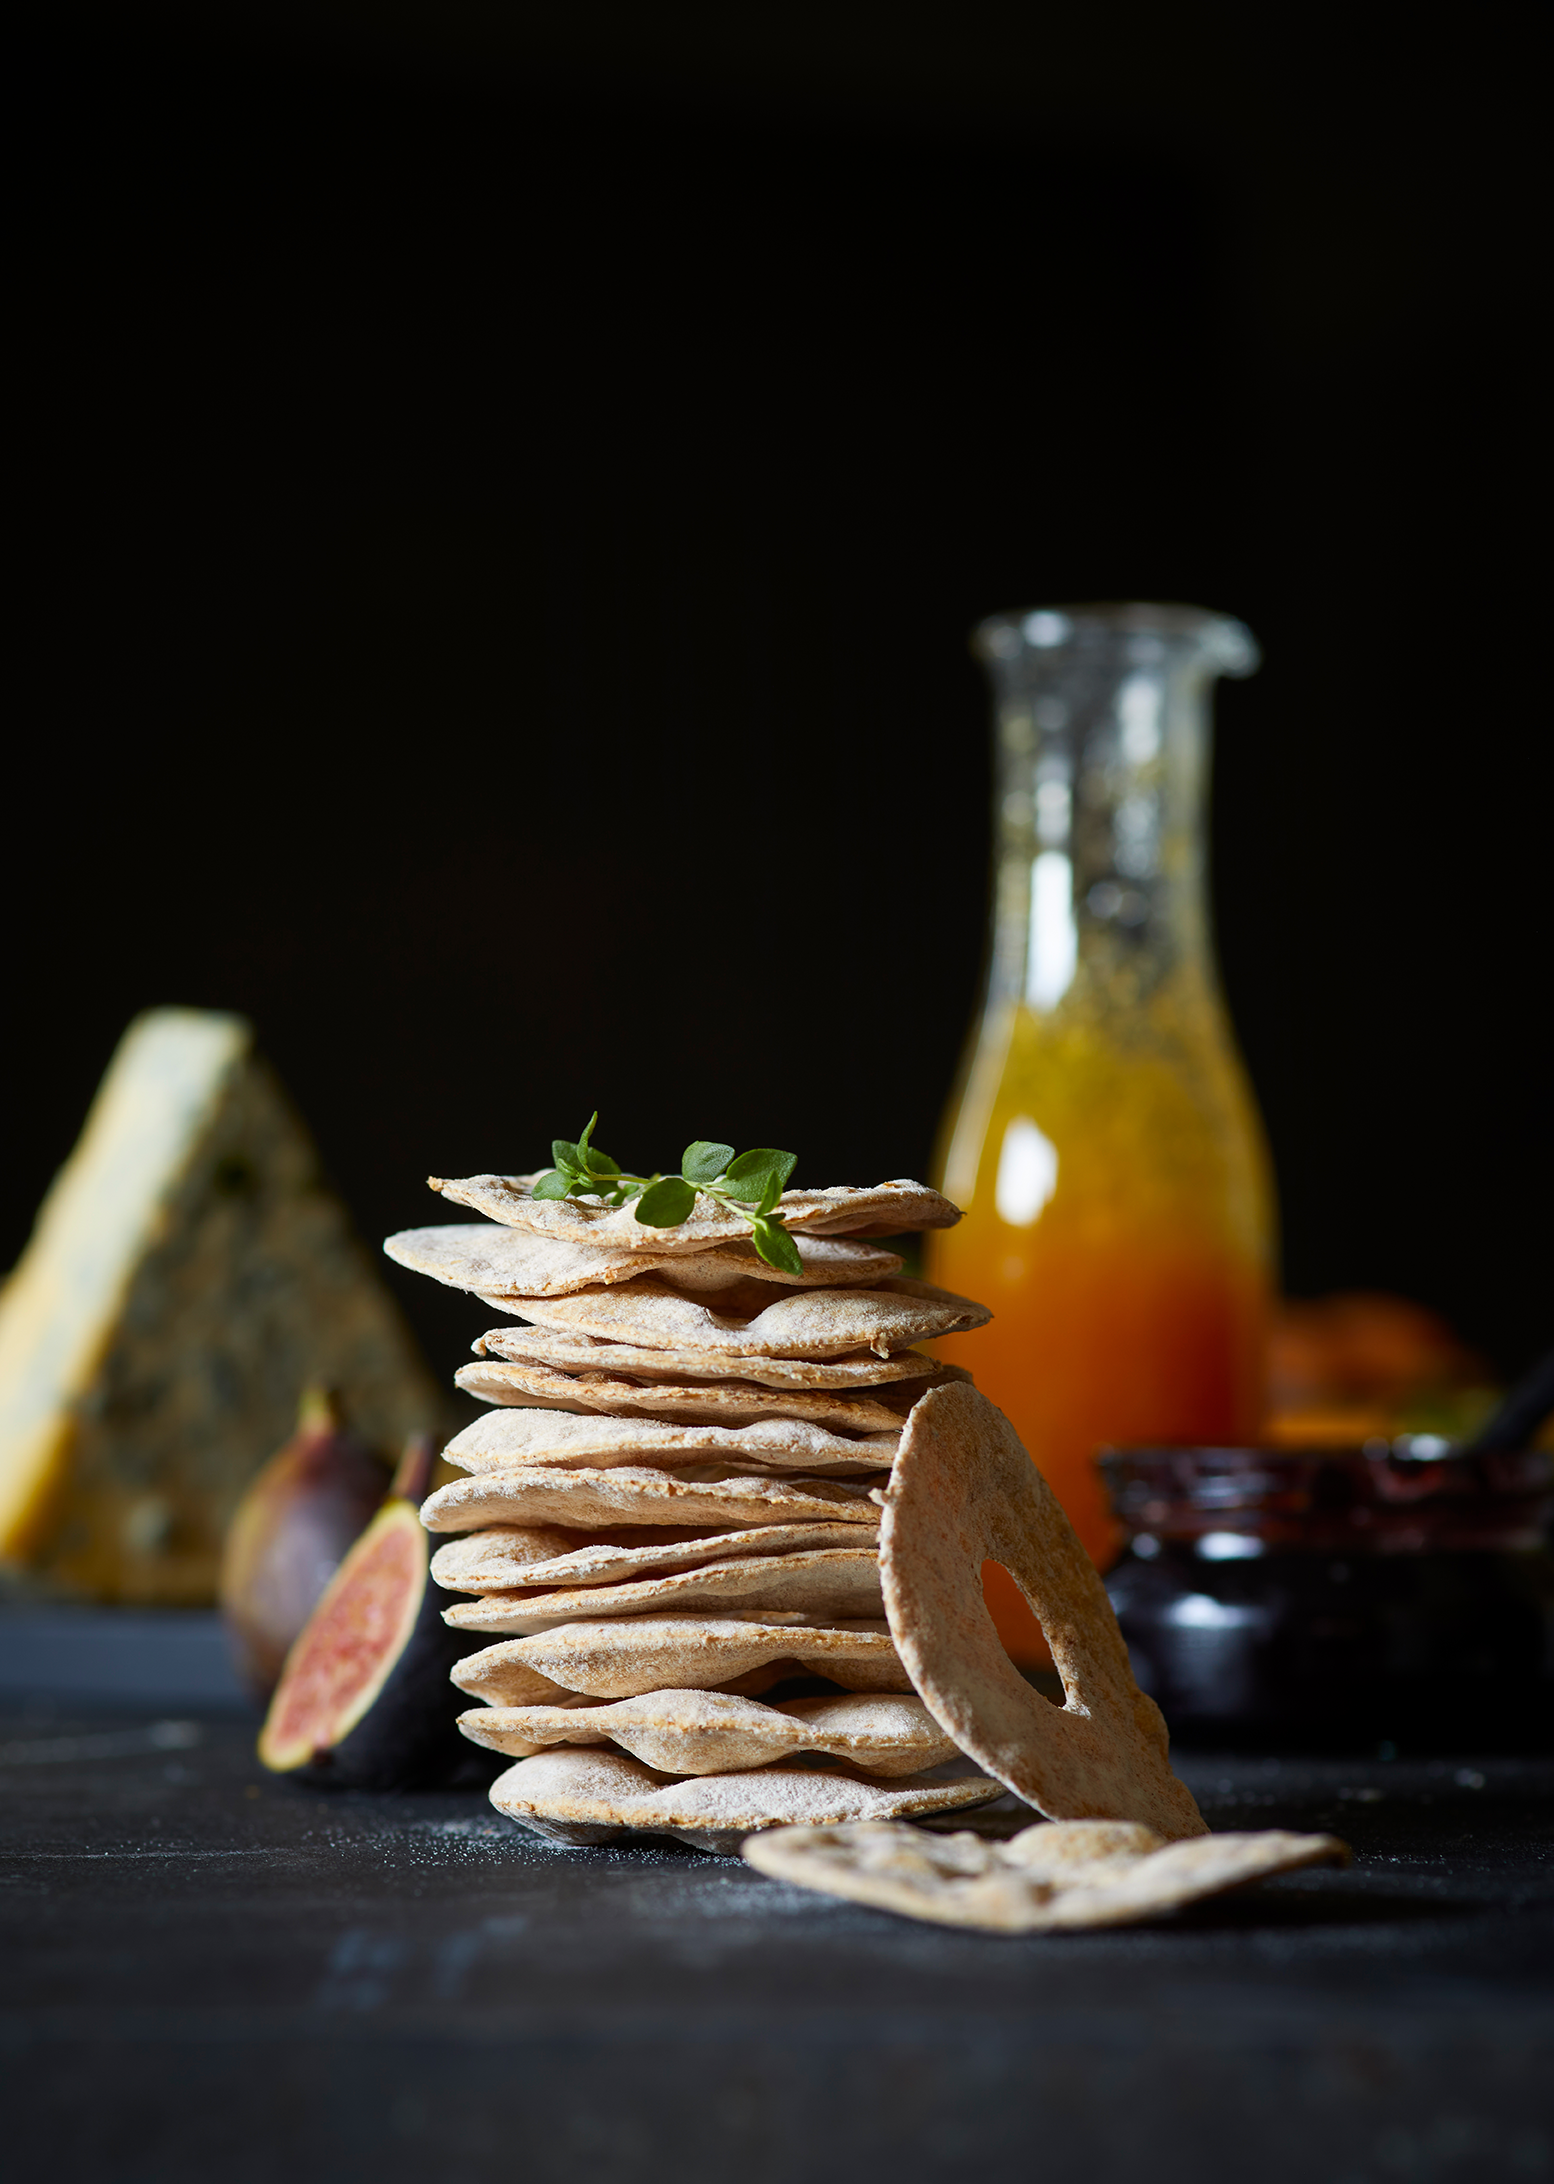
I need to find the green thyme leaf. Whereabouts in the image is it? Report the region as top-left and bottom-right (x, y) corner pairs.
(681, 1141), (735, 1186)
(723, 1148), (797, 1204)
(635, 1175), (698, 1225)
(751, 1217), (804, 1276)
(530, 1117), (800, 1251)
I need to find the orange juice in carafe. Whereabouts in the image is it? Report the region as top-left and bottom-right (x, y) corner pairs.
(926, 605), (1275, 1658)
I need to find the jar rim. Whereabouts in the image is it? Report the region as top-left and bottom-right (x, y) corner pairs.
(974, 601), (1259, 677)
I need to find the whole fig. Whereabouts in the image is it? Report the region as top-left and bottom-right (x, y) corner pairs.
(220, 1388), (390, 1700)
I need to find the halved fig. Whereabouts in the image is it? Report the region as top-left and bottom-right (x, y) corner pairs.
(258, 1439), (476, 1789)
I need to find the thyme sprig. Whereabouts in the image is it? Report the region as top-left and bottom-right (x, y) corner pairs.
(533, 1114), (802, 1274)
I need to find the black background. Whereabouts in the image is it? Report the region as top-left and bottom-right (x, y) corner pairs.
(8, 3), (1548, 1382)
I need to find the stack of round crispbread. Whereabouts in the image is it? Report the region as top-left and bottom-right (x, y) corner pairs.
(385, 1173), (1003, 1852)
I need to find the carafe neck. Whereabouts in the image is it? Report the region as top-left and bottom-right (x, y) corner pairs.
(975, 604), (1257, 1017)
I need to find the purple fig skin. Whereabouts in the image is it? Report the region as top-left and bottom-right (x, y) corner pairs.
(220, 1388), (391, 1701)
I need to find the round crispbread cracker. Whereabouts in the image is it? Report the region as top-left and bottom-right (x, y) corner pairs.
(487, 1745), (997, 1852)
(421, 1465), (886, 1536)
(483, 1275), (989, 1358)
(471, 1324), (941, 1390)
(439, 1405), (897, 1476)
(456, 1356), (939, 1434)
(743, 1818), (1350, 1932)
(450, 1613), (912, 1703)
(430, 1176), (961, 1250)
(460, 1689), (958, 1778)
(442, 1546), (884, 1634)
(431, 1519), (879, 1595)
(385, 1224), (902, 1298)
(879, 1383), (1207, 1841)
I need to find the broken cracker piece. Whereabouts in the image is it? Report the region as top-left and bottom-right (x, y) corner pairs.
(744, 1818), (1349, 1931)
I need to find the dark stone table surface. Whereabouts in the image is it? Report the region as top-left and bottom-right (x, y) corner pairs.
(2, 1703), (1551, 2184)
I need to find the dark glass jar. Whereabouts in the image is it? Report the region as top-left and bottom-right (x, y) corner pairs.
(1099, 1441), (1554, 1746)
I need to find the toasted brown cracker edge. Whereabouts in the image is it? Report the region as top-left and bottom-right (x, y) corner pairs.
(879, 1382), (1207, 1841)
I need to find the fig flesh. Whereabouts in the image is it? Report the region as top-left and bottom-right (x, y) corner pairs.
(258, 1438), (480, 1790)
(221, 1388), (390, 1699)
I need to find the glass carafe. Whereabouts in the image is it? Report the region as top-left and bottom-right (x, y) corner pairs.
(927, 603), (1275, 1658)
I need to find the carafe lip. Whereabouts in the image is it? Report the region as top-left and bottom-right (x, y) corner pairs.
(974, 601), (1259, 677)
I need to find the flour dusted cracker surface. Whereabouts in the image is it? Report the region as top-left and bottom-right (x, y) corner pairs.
(385, 1224), (901, 1298)
(488, 1745), (997, 1850)
(451, 1613), (913, 1702)
(439, 1405), (897, 1475)
(442, 1545), (884, 1633)
(430, 1519), (878, 1594)
(472, 1325), (940, 1390)
(420, 1465), (886, 1536)
(457, 1357), (936, 1434)
(460, 1690), (957, 1778)
(744, 1818), (1349, 1931)
(491, 1276), (989, 1357)
(430, 1176), (961, 1248)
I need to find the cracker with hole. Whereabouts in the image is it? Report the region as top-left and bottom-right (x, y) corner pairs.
(491, 1276), (990, 1357)
(431, 1519), (879, 1595)
(472, 1324), (941, 1390)
(439, 1405), (898, 1476)
(443, 1545), (884, 1634)
(743, 1817), (1349, 1930)
(421, 1465), (887, 1536)
(430, 1175), (961, 1248)
(385, 1224), (903, 1299)
(879, 1381), (1207, 1840)
(457, 1356), (942, 1435)
(462, 1689), (959, 1777)
(451, 1613), (913, 1702)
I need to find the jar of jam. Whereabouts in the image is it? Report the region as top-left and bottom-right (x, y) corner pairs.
(1099, 1441), (1554, 1746)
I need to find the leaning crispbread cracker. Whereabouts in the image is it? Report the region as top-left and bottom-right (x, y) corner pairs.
(451, 1614), (912, 1702)
(487, 1746), (997, 1851)
(431, 1176), (961, 1248)
(421, 1465), (886, 1535)
(442, 1547), (884, 1633)
(461, 1690), (958, 1777)
(457, 1357), (932, 1435)
(439, 1405), (897, 1476)
(879, 1383), (1206, 1840)
(473, 1325), (940, 1390)
(743, 1818), (1349, 1931)
(490, 1276), (990, 1357)
(431, 1519), (879, 1594)
(385, 1224), (901, 1298)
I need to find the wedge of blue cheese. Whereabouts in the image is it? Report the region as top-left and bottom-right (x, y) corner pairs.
(0, 1009), (443, 1604)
